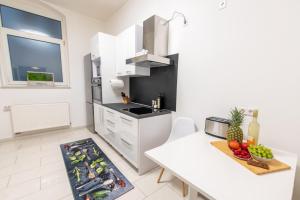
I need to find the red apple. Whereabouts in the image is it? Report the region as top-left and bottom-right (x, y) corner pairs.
(241, 143), (249, 150)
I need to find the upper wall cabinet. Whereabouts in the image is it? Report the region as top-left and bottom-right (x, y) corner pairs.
(90, 34), (101, 61)
(116, 25), (150, 77)
(90, 32), (124, 103)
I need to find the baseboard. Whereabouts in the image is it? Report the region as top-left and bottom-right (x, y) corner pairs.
(0, 125), (90, 143)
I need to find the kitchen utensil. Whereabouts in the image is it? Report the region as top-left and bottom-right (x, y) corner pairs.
(76, 177), (103, 191)
(69, 140), (92, 147)
(109, 168), (125, 187)
(85, 162), (96, 179)
(79, 179), (114, 197)
(205, 117), (231, 139)
(69, 143), (93, 151)
(247, 159), (269, 170)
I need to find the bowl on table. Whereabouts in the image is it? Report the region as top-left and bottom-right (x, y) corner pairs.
(250, 153), (274, 163)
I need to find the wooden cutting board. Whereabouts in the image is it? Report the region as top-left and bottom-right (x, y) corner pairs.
(211, 141), (291, 175)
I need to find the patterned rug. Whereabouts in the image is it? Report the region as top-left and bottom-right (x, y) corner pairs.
(60, 138), (134, 200)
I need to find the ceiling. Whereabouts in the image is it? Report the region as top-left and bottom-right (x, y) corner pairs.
(41, 0), (128, 20)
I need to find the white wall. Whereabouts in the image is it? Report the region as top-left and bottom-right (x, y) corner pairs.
(104, 0), (300, 199)
(0, 1), (105, 139)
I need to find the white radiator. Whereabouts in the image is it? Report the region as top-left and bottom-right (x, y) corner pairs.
(10, 103), (71, 133)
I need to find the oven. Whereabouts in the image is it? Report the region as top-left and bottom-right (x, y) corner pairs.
(92, 77), (102, 104)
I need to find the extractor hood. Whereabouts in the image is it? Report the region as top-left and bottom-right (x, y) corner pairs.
(126, 15), (171, 67)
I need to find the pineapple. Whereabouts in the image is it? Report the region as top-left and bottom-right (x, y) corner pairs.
(227, 108), (245, 143)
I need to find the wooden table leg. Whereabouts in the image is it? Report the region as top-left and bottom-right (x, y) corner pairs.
(188, 186), (198, 200)
(188, 185), (215, 200)
(157, 168), (165, 183)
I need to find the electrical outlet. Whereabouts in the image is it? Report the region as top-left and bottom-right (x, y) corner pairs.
(219, 0), (227, 10)
(3, 106), (11, 112)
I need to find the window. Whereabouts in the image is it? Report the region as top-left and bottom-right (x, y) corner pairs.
(8, 35), (63, 82)
(0, 1), (69, 87)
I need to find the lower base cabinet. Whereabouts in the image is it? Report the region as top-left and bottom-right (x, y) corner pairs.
(94, 106), (171, 175)
(93, 103), (104, 136)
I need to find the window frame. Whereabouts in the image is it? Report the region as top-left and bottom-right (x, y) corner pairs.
(0, 0), (70, 88)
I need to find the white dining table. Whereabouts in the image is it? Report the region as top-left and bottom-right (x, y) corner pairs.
(145, 132), (298, 200)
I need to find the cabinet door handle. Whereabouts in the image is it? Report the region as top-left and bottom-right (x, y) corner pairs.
(106, 119), (115, 125)
(106, 128), (115, 134)
(106, 110), (114, 115)
(121, 138), (132, 146)
(120, 116), (132, 123)
(126, 71), (132, 74)
(99, 111), (104, 123)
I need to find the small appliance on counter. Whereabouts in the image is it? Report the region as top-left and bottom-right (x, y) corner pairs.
(205, 117), (231, 139)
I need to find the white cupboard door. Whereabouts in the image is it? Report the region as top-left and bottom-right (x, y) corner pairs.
(98, 105), (105, 136)
(103, 107), (120, 148)
(104, 126), (118, 145)
(125, 25), (137, 59)
(103, 107), (117, 123)
(123, 25), (138, 75)
(117, 113), (138, 166)
(115, 25), (148, 76)
(118, 113), (138, 136)
(119, 130), (138, 166)
(116, 28), (134, 76)
(90, 34), (100, 60)
(93, 103), (101, 133)
(116, 35), (125, 76)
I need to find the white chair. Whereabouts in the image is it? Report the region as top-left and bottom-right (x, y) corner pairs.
(157, 117), (196, 197)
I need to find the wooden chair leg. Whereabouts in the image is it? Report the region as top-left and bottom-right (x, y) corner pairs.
(182, 181), (187, 197)
(157, 168), (165, 183)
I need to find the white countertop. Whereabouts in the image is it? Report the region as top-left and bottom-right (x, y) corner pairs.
(145, 132), (298, 200)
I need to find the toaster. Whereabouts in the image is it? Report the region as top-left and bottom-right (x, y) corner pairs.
(205, 117), (231, 139)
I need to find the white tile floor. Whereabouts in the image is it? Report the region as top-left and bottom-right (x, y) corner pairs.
(0, 128), (196, 200)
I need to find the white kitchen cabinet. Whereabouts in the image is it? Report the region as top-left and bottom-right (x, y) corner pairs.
(103, 107), (119, 148)
(90, 34), (100, 61)
(118, 112), (139, 166)
(90, 33), (101, 78)
(93, 103), (104, 136)
(90, 32), (127, 103)
(101, 106), (171, 175)
(116, 25), (150, 77)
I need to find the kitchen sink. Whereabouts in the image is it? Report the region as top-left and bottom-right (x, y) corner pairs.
(122, 107), (154, 115)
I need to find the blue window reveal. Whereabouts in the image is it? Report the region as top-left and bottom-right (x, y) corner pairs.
(0, 5), (62, 39)
(7, 35), (63, 82)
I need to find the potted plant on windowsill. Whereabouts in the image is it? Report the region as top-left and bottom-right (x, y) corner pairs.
(26, 71), (55, 86)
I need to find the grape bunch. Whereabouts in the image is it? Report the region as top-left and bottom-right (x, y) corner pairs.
(248, 144), (273, 159)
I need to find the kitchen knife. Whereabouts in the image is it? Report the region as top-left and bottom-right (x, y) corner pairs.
(79, 179), (114, 197)
(76, 177), (103, 191)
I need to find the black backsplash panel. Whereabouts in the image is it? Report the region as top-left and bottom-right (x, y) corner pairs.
(130, 54), (178, 111)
